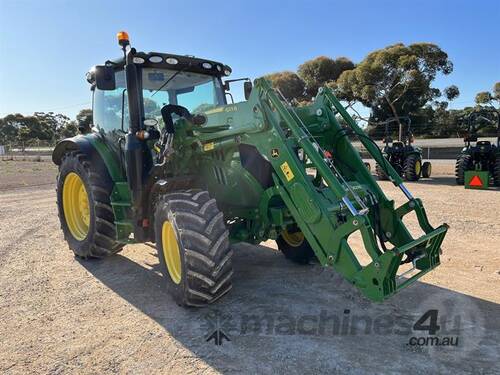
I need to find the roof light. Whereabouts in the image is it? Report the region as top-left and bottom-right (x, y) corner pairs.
(224, 68), (231, 76)
(216, 65), (222, 72)
(165, 57), (178, 65)
(133, 57), (145, 64)
(149, 56), (163, 63)
(202, 62), (212, 69)
(117, 31), (129, 46)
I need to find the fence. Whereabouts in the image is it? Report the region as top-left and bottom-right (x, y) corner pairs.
(0, 140), (56, 161)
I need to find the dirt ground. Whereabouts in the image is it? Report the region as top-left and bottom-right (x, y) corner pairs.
(0, 160), (499, 374)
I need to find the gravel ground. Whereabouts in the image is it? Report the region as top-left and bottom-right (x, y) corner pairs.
(0, 161), (499, 374)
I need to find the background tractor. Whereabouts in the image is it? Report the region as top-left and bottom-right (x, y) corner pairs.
(455, 108), (500, 188)
(375, 117), (431, 181)
(52, 32), (448, 307)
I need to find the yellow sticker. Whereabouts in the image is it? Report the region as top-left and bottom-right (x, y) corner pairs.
(280, 161), (294, 182)
(203, 142), (215, 151)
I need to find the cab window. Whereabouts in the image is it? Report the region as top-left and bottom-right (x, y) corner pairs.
(93, 70), (128, 132)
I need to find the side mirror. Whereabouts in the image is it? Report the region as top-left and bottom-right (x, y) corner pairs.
(94, 66), (116, 90)
(244, 81), (253, 100)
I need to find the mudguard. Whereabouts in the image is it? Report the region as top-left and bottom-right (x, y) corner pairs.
(52, 133), (125, 182)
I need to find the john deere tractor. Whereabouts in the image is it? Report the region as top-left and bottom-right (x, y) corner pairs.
(375, 117), (431, 181)
(455, 108), (500, 187)
(53, 32), (448, 306)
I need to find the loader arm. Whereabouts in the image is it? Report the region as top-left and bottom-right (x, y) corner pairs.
(243, 79), (448, 301)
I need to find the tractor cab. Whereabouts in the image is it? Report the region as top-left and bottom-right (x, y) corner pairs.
(86, 50), (232, 136)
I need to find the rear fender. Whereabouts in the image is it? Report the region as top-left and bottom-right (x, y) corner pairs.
(52, 134), (125, 182)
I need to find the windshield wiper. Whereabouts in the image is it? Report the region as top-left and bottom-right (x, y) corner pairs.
(151, 66), (189, 97)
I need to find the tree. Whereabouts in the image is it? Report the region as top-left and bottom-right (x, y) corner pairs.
(337, 43), (453, 140)
(76, 108), (93, 131)
(0, 115), (19, 144)
(60, 121), (79, 138)
(475, 82), (500, 107)
(33, 112), (72, 141)
(264, 71), (306, 102)
(444, 85), (460, 101)
(298, 56), (354, 97)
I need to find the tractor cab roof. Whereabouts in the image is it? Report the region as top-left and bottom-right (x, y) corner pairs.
(87, 51), (232, 85)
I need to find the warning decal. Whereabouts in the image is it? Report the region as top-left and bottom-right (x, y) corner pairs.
(469, 175), (483, 187)
(280, 162), (294, 182)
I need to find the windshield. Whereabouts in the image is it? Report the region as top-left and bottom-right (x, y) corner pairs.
(92, 68), (225, 133)
(141, 68), (225, 125)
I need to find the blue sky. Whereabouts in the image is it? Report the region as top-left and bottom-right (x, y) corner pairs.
(0, 0), (498, 119)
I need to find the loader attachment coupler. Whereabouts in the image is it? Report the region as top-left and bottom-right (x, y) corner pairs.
(254, 79), (448, 301)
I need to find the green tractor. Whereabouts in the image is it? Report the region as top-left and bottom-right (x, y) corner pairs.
(53, 32), (448, 306)
(375, 117), (431, 181)
(455, 108), (500, 187)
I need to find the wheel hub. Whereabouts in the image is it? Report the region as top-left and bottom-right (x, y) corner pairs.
(162, 221), (182, 284)
(63, 172), (90, 241)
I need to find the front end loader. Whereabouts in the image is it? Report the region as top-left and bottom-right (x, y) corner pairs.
(53, 32), (448, 306)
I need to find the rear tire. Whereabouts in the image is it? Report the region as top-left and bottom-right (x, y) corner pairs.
(455, 154), (473, 185)
(493, 155), (500, 187)
(56, 152), (123, 258)
(154, 190), (233, 307)
(276, 228), (315, 264)
(404, 154), (422, 181)
(422, 161), (432, 178)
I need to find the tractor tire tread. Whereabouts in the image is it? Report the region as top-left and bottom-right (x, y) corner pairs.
(56, 151), (123, 258)
(155, 190), (232, 307)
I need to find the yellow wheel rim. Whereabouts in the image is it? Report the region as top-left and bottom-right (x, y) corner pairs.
(63, 172), (90, 241)
(415, 160), (422, 175)
(161, 221), (182, 284)
(282, 229), (305, 247)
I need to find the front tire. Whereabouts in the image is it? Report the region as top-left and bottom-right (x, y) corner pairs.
(422, 161), (432, 178)
(56, 152), (123, 258)
(276, 228), (315, 264)
(154, 190), (233, 307)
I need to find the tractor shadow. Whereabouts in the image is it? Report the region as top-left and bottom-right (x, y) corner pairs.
(80, 243), (500, 374)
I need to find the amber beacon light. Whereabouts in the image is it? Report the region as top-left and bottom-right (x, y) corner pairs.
(117, 31), (130, 47)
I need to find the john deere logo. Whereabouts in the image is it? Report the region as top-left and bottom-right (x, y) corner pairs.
(271, 148), (280, 158)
